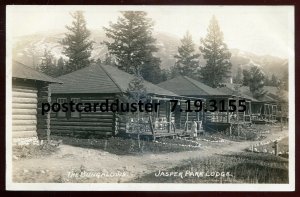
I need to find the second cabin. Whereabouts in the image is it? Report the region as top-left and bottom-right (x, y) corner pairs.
(158, 76), (253, 132)
(50, 64), (200, 139)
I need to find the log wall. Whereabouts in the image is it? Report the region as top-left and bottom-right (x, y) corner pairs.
(37, 84), (51, 140)
(12, 82), (38, 139)
(12, 80), (51, 143)
(50, 94), (118, 137)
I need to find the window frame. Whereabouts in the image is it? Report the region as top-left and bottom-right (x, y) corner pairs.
(56, 97), (67, 118)
(70, 97), (81, 118)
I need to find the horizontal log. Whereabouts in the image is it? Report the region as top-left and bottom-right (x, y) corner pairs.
(37, 97), (50, 102)
(80, 110), (116, 114)
(12, 109), (37, 115)
(50, 97), (116, 101)
(51, 121), (113, 127)
(51, 125), (112, 131)
(13, 115), (37, 120)
(49, 114), (115, 119)
(13, 91), (37, 98)
(51, 130), (112, 136)
(12, 119), (37, 125)
(80, 96), (115, 100)
(92, 131), (113, 135)
(51, 118), (114, 122)
(49, 111), (115, 115)
(50, 113), (60, 118)
(13, 87), (37, 93)
(70, 130), (113, 136)
(12, 131), (37, 138)
(80, 100), (116, 103)
(13, 125), (36, 131)
(37, 90), (49, 95)
(36, 123), (49, 129)
(37, 88), (49, 93)
(13, 97), (37, 104)
(12, 103), (37, 109)
(36, 117), (49, 122)
(51, 129), (72, 134)
(50, 113), (115, 119)
(80, 114), (114, 118)
(38, 86), (49, 91)
(36, 119), (50, 125)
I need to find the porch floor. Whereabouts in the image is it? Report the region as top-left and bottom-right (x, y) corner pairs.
(251, 119), (277, 124)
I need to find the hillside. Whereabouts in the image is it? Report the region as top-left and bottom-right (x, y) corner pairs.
(12, 29), (288, 78)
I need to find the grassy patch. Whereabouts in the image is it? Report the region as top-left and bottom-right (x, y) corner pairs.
(249, 137), (289, 158)
(52, 136), (201, 155)
(206, 124), (282, 142)
(133, 152), (288, 183)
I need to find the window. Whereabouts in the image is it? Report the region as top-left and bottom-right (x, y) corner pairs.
(71, 98), (80, 118)
(57, 98), (67, 118)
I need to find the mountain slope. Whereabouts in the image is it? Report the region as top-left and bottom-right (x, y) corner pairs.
(12, 29), (288, 78)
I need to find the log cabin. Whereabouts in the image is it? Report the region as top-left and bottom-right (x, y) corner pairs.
(158, 76), (253, 132)
(50, 64), (196, 139)
(263, 86), (289, 123)
(216, 83), (257, 123)
(238, 85), (285, 124)
(12, 61), (62, 145)
(217, 83), (286, 124)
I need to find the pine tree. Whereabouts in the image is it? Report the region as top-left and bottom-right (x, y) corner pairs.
(243, 66), (266, 99)
(56, 57), (66, 76)
(271, 74), (279, 87)
(233, 65), (243, 84)
(169, 65), (181, 79)
(199, 16), (232, 88)
(28, 47), (38, 70)
(264, 75), (271, 86)
(104, 53), (113, 65)
(281, 70), (288, 91)
(140, 58), (164, 83)
(174, 31), (200, 77)
(39, 49), (57, 77)
(242, 69), (250, 86)
(61, 11), (93, 73)
(126, 70), (148, 148)
(127, 72), (147, 102)
(103, 11), (163, 83)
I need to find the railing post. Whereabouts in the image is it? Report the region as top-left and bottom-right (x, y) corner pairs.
(168, 101), (171, 133)
(273, 140), (278, 156)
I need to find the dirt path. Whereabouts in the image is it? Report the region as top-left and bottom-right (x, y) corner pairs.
(13, 129), (288, 183)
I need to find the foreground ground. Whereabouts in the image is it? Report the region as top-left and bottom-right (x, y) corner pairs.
(12, 125), (289, 183)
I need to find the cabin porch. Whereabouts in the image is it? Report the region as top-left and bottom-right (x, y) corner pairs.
(124, 96), (205, 140)
(251, 102), (277, 124)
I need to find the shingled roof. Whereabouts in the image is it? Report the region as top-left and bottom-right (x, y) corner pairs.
(263, 86), (288, 102)
(51, 64), (178, 97)
(157, 76), (226, 96)
(217, 83), (258, 101)
(218, 83), (288, 103)
(239, 85), (288, 103)
(12, 61), (61, 83)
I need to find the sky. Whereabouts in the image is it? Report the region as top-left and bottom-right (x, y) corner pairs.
(7, 5), (294, 58)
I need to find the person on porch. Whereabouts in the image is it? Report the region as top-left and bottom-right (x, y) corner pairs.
(191, 119), (198, 139)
